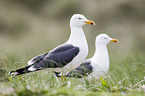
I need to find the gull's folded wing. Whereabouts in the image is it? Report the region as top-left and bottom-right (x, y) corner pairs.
(31, 44), (80, 69)
(66, 60), (92, 78)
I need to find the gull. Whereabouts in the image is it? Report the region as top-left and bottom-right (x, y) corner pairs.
(9, 14), (95, 76)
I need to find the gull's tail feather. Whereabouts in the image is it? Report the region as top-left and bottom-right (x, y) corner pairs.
(9, 64), (41, 76)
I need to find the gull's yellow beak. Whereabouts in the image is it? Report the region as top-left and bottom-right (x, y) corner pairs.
(84, 20), (95, 25)
(110, 39), (119, 43)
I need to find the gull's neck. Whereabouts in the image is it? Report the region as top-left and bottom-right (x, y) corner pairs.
(92, 44), (109, 60)
(66, 26), (87, 47)
(91, 43), (109, 73)
(64, 26), (88, 71)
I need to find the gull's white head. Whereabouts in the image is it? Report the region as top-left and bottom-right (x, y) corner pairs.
(95, 34), (119, 45)
(70, 14), (95, 27)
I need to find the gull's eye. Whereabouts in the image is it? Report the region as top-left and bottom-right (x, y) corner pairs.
(78, 18), (81, 20)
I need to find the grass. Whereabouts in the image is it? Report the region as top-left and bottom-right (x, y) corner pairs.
(0, 51), (145, 96)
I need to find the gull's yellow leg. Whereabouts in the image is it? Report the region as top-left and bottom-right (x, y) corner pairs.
(64, 75), (66, 81)
(61, 73), (63, 81)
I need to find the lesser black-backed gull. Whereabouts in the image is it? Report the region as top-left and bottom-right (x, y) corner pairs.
(9, 14), (95, 76)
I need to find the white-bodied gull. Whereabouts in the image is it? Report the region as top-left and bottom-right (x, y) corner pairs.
(9, 14), (95, 76)
(55, 34), (118, 79)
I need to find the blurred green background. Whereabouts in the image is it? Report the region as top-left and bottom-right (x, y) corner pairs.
(0, 0), (145, 66)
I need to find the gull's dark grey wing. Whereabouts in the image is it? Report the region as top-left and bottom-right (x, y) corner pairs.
(33, 44), (80, 69)
(66, 60), (92, 78)
(28, 52), (49, 65)
(10, 44), (80, 75)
